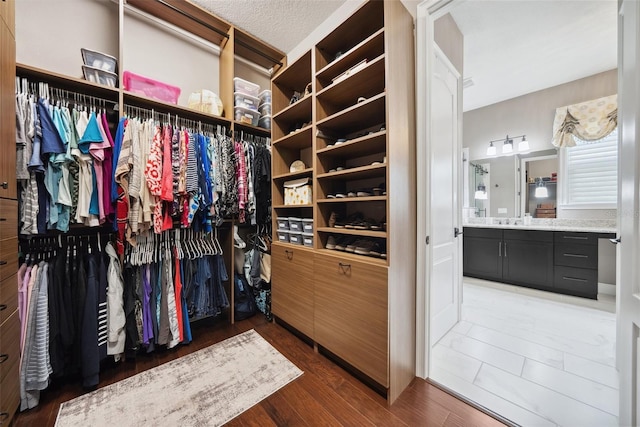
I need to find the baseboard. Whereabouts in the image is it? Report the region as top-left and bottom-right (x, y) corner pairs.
(598, 282), (616, 296)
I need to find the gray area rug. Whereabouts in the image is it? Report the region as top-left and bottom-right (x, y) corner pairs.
(55, 329), (303, 426)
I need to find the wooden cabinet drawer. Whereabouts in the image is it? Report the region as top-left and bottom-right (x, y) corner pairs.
(554, 266), (597, 298)
(0, 273), (17, 325)
(554, 231), (598, 246)
(0, 348), (19, 426)
(0, 238), (17, 281)
(554, 243), (598, 269)
(0, 199), (17, 241)
(314, 252), (388, 386)
(0, 310), (19, 384)
(271, 243), (315, 338)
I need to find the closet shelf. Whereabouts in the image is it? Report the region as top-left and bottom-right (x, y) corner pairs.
(16, 63), (120, 101)
(317, 195), (386, 203)
(315, 92), (386, 133)
(273, 204), (313, 209)
(273, 50), (312, 90)
(316, 28), (385, 80)
(317, 227), (387, 239)
(316, 130), (386, 157)
(317, 163), (386, 181)
(123, 91), (232, 125)
(315, 54), (385, 103)
(272, 125), (313, 149)
(234, 121), (271, 137)
(272, 94), (312, 124)
(273, 168), (313, 181)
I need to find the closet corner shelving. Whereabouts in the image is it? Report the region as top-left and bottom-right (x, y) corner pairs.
(270, 0), (416, 403)
(14, 0), (286, 328)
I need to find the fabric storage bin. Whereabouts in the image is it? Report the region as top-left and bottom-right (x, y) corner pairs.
(234, 92), (259, 110)
(233, 77), (260, 97)
(288, 231), (303, 245)
(302, 232), (313, 247)
(234, 106), (260, 126)
(284, 178), (312, 205)
(259, 89), (272, 105)
(288, 217), (303, 232)
(277, 230), (290, 243)
(302, 218), (313, 232)
(258, 102), (271, 116)
(81, 48), (117, 72)
(123, 71), (181, 104)
(277, 217), (290, 230)
(258, 114), (271, 130)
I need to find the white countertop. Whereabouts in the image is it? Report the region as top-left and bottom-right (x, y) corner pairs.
(463, 218), (617, 234)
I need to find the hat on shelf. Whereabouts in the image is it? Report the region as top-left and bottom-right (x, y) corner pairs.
(290, 160), (306, 173)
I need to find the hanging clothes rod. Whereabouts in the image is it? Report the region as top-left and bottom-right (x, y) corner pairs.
(235, 38), (284, 68)
(17, 76), (118, 108)
(155, 0), (230, 40)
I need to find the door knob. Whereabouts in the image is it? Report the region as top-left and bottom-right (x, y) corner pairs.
(454, 227), (462, 238)
(609, 237), (621, 244)
(0, 182), (8, 189)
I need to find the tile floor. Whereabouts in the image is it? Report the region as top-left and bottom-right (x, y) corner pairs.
(431, 278), (618, 427)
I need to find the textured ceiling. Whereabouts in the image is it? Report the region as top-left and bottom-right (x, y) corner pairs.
(450, 0), (617, 112)
(192, 0), (347, 54)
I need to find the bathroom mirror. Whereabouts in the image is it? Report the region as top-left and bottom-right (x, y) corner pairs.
(467, 149), (558, 217)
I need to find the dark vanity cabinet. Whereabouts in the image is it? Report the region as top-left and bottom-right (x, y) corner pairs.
(553, 232), (599, 299)
(502, 230), (554, 288)
(464, 227), (601, 299)
(463, 228), (503, 281)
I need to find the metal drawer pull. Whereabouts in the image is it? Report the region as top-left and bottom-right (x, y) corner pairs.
(338, 262), (351, 274)
(563, 253), (588, 258)
(0, 261), (6, 266)
(0, 304), (5, 311)
(504, 243), (507, 257)
(0, 218), (6, 222)
(0, 354), (8, 364)
(498, 242), (502, 257)
(563, 236), (588, 240)
(284, 250), (293, 260)
(0, 182), (7, 189)
(562, 276), (587, 283)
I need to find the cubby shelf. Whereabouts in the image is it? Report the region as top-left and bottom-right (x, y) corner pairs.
(316, 28), (385, 82)
(273, 204), (313, 209)
(316, 130), (387, 156)
(315, 54), (385, 104)
(317, 196), (386, 203)
(315, 92), (386, 133)
(272, 168), (313, 181)
(317, 227), (387, 238)
(315, 248), (387, 266)
(272, 94), (312, 124)
(316, 163), (386, 181)
(272, 125), (313, 148)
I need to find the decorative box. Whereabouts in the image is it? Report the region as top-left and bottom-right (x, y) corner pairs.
(284, 178), (312, 205)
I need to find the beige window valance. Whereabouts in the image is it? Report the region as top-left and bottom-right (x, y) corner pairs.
(552, 94), (617, 148)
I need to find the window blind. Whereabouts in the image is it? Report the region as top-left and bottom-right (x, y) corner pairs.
(565, 128), (618, 205)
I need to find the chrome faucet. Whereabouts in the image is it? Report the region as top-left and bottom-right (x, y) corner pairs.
(504, 218), (510, 225)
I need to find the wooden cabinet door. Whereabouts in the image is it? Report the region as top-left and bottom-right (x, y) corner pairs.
(0, 310), (19, 384)
(314, 252), (388, 387)
(463, 235), (503, 281)
(502, 239), (554, 288)
(0, 0), (14, 37)
(0, 22), (16, 200)
(271, 243), (315, 338)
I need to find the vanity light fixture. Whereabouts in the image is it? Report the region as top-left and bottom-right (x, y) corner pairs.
(474, 183), (488, 200)
(487, 134), (529, 157)
(534, 177), (549, 198)
(502, 136), (514, 154)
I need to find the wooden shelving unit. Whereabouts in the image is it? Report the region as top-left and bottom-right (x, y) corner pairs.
(270, 0), (416, 403)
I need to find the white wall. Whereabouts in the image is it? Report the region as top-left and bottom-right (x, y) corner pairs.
(16, 0), (119, 78)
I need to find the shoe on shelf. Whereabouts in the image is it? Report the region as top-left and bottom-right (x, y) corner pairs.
(335, 138), (347, 145)
(344, 212), (364, 229)
(335, 236), (356, 252)
(347, 238), (368, 253)
(354, 240), (376, 255)
(335, 192), (347, 198)
(347, 190), (357, 198)
(329, 211), (339, 228)
(325, 235), (337, 250)
(369, 219), (383, 231)
(327, 193), (336, 199)
(356, 189), (372, 197)
(369, 240), (386, 258)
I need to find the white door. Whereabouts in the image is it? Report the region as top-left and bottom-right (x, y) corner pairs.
(428, 47), (462, 346)
(617, 0), (640, 424)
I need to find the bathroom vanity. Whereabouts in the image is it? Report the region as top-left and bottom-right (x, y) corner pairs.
(463, 220), (616, 299)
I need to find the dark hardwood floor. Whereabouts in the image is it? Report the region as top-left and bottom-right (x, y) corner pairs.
(13, 314), (506, 426)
